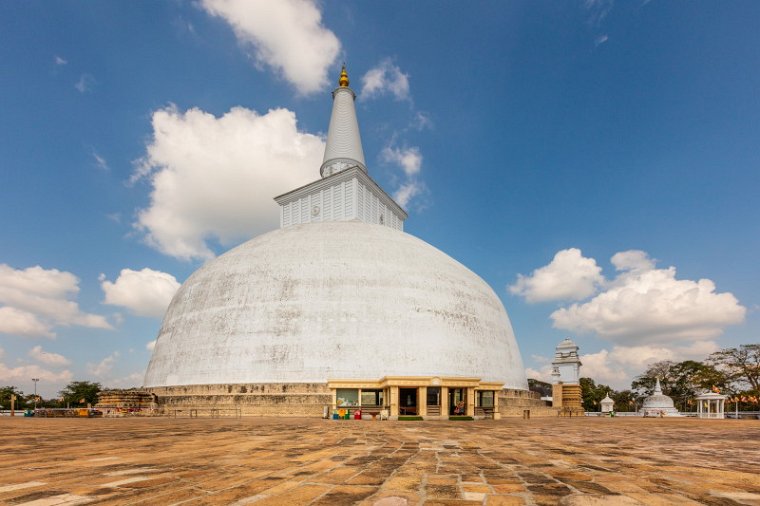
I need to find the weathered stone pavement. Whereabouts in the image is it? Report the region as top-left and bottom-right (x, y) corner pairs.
(1, 417), (759, 505)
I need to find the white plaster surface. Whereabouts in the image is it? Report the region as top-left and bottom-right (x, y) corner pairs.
(320, 87), (366, 176)
(144, 221), (527, 389)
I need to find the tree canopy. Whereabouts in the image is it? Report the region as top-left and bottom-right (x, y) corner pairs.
(529, 342), (759, 412)
(59, 381), (102, 406)
(0, 386), (24, 409)
(708, 344), (760, 394)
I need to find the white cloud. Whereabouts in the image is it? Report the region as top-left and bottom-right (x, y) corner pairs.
(594, 34), (609, 46)
(107, 371), (145, 388)
(552, 251), (746, 342)
(28, 345), (70, 366)
(579, 341), (722, 389)
(75, 73), (95, 93)
(610, 249), (654, 273)
(0, 307), (54, 338)
(92, 151), (109, 171)
(380, 145), (426, 209)
(525, 365), (553, 383)
(132, 105), (324, 260)
(101, 268), (181, 318)
(54, 55), (67, 65)
(361, 59), (410, 101)
(0, 264), (111, 338)
(146, 340), (156, 351)
(411, 111), (433, 131)
(89, 352), (119, 377)
(0, 361), (73, 388)
(381, 146), (422, 177)
(201, 0), (340, 95)
(580, 350), (629, 385)
(509, 248), (604, 303)
(393, 182), (424, 209)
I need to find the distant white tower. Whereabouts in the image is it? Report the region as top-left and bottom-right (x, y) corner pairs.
(551, 338), (583, 410)
(551, 338), (582, 384)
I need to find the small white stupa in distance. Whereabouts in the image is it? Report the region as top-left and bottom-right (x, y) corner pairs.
(640, 378), (681, 417)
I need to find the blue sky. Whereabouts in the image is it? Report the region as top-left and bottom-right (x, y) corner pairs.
(1, 1), (758, 398)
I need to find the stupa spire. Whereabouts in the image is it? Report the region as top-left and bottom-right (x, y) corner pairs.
(654, 377), (663, 395)
(320, 64), (367, 178)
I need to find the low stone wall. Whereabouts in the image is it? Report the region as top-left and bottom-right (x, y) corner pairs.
(97, 389), (156, 409)
(498, 388), (559, 417)
(147, 383), (556, 418)
(148, 383), (332, 417)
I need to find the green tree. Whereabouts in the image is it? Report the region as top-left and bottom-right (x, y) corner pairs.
(59, 381), (102, 406)
(611, 390), (637, 412)
(580, 377), (612, 412)
(631, 361), (675, 396)
(668, 361), (727, 411)
(708, 344), (760, 394)
(631, 360), (727, 411)
(0, 386), (24, 409)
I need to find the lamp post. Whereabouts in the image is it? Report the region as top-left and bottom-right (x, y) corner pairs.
(32, 378), (39, 410)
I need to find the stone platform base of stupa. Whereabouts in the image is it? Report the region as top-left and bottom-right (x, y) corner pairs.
(148, 383), (332, 417)
(641, 408), (682, 417)
(143, 384), (554, 418)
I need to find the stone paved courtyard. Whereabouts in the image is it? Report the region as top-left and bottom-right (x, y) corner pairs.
(1, 417), (759, 505)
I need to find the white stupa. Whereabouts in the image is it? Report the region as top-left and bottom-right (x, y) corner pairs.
(600, 393), (614, 413)
(144, 66), (528, 417)
(640, 378), (681, 417)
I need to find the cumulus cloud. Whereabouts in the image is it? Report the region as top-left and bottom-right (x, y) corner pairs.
(610, 249), (655, 273)
(393, 182), (424, 209)
(509, 248), (604, 303)
(132, 105), (324, 260)
(101, 268), (181, 318)
(0, 360), (73, 386)
(106, 371), (145, 389)
(552, 252), (746, 342)
(580, 349), (629, 385)
(201, 0), (340, 95)
(381, 146), (421, 177)
(0, 264), (111, 338)
(379, 145), (426, 209)
(579, 341), (722, 389)
(28, 345), (71, 366)
(146, 340), (156, 351)
(361, 59), (410, 101)
(89, 352), (119, 377)
(512, 249), (745, 343)
(0, 307), (54, 338)
(525, 365), (553, 383)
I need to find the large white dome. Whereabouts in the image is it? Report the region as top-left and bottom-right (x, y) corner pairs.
(144, 221), (527, 389)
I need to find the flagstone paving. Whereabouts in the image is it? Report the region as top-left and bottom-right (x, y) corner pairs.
(1, 417), (759, 505)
